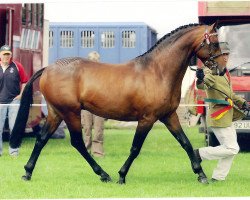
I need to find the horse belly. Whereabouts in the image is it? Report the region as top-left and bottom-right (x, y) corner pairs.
(82, 94), (139, 121)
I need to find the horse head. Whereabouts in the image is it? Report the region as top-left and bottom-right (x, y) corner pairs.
(195, 22), (226, 76)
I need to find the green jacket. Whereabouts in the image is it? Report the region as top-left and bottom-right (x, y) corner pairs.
(197, 68), (246, 127)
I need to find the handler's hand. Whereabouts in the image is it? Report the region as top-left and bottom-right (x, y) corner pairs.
(196, 68), (204, 85)
(196, 68), (204, 81)
(242, 101), (250, 111)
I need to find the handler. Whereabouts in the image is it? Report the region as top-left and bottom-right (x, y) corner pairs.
(194, 42), (249, 182)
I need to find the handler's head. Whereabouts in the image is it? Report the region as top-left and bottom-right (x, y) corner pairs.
(219, 42), (230, 63)
(220, 42), (230, 55)
(88, 51), (100, 62)
(0, 45), (12, 64)
(0, 45), (12, 55)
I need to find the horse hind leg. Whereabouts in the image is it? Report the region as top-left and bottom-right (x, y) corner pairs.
(22, 110), (62, 181)
(160, 112), (208, 184)
(64, 111), (111, 182)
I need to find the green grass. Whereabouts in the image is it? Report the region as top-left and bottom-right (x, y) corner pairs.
(0, 124), (250, 198)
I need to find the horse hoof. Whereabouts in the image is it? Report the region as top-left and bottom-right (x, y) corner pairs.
(100, 174), (112, 182)
(198, 176), (209, 184)
(117, 177), (126, 185)
(100, 176), (111, 183)
(22, 175), (31, 181)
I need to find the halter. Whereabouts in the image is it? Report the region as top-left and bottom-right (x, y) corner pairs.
(195, 27), (225, 76)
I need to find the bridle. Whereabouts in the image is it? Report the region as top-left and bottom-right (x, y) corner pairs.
(195, 27), (226, 76)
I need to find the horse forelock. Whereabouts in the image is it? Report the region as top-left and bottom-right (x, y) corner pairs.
(136, 23), (204, 60)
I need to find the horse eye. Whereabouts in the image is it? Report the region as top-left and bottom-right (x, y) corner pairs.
(213, 43), (219, 48)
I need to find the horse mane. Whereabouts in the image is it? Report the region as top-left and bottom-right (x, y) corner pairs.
(135, 23), (203, 60)
(55, 57), (84, 66)
(54, 24), (204, 67)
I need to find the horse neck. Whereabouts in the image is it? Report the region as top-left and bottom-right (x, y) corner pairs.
(152, 31), (196, 79)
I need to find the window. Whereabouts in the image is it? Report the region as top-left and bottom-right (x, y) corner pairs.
(60, 31), (74, 48)
(22, 4), (26, 25)
(22, 3), (43, 27)
(81, 31), (95, 48)
(26, 4), (32, 26)
(38, 4), (44, 28)
(122, 31), (136, 48)
(34, 4), (44, 28)
(20, 28), (40, 50)
(49, 31), (53, 48)
(27, 30), (34, 48)
(31, 30), (40, 49)
(20, 28), (29, 49)
(101, 31), (115, 48)
(33, 4), (39, 27)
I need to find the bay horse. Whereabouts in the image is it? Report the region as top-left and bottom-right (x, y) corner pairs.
(10, 23), (225, 184)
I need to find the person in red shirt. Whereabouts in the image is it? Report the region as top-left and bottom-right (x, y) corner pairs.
(0, 45), (28, 157)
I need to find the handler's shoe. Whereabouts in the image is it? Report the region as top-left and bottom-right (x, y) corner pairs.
(93, 153), (104, 158)
(194, 149), (202, 163)
(10, 154), (18, 159)
(210, 178), (224, 183)
(9, 147), (19, 157)
(211, 178), (218, 182)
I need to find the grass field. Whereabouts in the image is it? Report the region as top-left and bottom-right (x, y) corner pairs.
(0, 123), (250, 198)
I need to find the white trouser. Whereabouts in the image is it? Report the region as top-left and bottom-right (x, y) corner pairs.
(199, 124), (239, 180)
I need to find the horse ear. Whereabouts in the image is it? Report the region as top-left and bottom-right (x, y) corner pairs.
(211, 21), (219, 31)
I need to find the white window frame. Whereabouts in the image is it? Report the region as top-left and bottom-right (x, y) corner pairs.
(60, 30), (74, 48)
(81, 30), (95, 48)
(101, 31), (115, 48)
(20, 28), (37, 49)
(122, 30), (136, 48)
(49, 31), (53, 48)
(31, 30), (40, 49)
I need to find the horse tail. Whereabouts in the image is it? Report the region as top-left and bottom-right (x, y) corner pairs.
(9, 67), (46, 148)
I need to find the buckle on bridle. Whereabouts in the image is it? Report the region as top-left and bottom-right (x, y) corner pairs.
(204, 33), (210, 44)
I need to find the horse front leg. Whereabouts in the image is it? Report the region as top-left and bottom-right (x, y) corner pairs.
(118, 118), (154, 184)
(22, 115), (62, 181)
(160, 112), (208, 184)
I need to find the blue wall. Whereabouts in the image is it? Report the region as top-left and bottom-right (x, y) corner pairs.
(49, 22), (157, 64)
